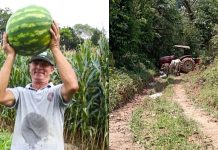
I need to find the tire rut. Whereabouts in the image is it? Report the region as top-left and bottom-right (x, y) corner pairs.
(173, 84), (218, 149)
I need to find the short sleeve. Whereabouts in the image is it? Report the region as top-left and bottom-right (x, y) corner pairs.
(53, 84), (72, 107)
(7, 87), (22, 109)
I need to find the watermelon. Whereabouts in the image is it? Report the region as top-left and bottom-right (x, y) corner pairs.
(6, 5), (53, 56)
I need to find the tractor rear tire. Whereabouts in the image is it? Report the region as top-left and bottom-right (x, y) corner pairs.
(181, 58), (195, 73)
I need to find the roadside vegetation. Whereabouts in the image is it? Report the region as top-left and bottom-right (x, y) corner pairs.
(109, 67), (155, 111)
(184, 56), (218, 118)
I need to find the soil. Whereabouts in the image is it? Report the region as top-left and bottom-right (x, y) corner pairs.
(173, 81), (218, 149)
(109, 90), (147, 150)
(109, 76), (218, 149)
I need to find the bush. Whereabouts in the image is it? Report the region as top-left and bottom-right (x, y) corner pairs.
(109, 67), (155, 112)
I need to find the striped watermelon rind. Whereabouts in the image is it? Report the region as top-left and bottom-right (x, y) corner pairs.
(6, 5), (52, 56)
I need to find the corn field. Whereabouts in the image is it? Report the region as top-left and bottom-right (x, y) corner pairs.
(0, 36), (109, 150)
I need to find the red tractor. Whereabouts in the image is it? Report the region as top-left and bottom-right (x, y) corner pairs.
(159, 45), (200, 74)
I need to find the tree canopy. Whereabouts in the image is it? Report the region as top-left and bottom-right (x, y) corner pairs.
(110, 0), (218, 70)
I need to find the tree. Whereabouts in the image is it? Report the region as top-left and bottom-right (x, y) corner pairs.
(0, 8), (12, 43)
(0, 8), (12, 32)
(60, 27), (83, 50)
(60, 27), (73, 50)
(74, 24), (104, 45)
(110, 0), (218, 71)
(110, 0), (189, 70)
(110, 0), (137, 68)
(74, 24), (95, 39)
(91, 29), (103, 45)
(193, 0), (218, 50)
(180, 0), (195, 21)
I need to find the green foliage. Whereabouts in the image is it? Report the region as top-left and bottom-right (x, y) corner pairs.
(185, 57), (218, 117)
(152, 0), (183, 57)
(60, 28), (74, 49)
(74, 24), (94, 39)
(63, 38), (109, 149)
(60, 25), (104, 50)
(210, 24), (218, 56)
(110, 0), (138, 65)
(110, 0), (184, 70)
(74, 24), (104, 41)
(109, 67), (155, 111)
(109, 69), (136, 111)
(193, 0), (218, 49)
(0, 130), (11, 150)
(9, 56), (31, 87)
(91, 29), (103, 45)
(0, 51), (30, 128)
(197, 58), (218, 107)
(0, 8), (12, 35)
(110, 0), (218, 72)
(60, 27), (83, 50)
(180, 17), (202, 56)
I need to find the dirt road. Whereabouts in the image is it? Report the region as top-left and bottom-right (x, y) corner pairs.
(109, 93), (146, 150)
(109, 77), (218, 149)
(173, 83), (218, 149)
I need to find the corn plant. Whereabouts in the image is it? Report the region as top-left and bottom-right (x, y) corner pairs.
(63, 37), (108, 149)
(96, 35), (109, 149)
(0, 51), (30, 129)
(9, 56), (31, 87)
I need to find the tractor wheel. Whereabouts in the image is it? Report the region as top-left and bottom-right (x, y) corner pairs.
(181, 58), (195, 73)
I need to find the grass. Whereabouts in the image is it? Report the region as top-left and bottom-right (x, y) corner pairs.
(0, 130), (11, 150)
(131, 78), (201, 149)
(184, 57), (218, 117)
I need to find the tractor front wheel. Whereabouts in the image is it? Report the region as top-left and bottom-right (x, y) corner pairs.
(181, 58), (195, 73)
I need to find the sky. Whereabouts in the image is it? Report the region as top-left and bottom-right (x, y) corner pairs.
(0, 0), (109, 37)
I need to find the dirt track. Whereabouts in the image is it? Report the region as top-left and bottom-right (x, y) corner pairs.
(173, 83), (218, 149)
(109, 93), (146, 150)
(109, 77), (218, 149)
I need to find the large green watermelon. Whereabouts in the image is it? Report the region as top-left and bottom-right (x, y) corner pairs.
(6, 5), (52, 56)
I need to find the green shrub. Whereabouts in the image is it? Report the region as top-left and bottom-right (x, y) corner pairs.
(109, 68), (155, 112)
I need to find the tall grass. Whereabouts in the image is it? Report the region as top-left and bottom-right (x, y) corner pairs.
(0, 36), (109, 149)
